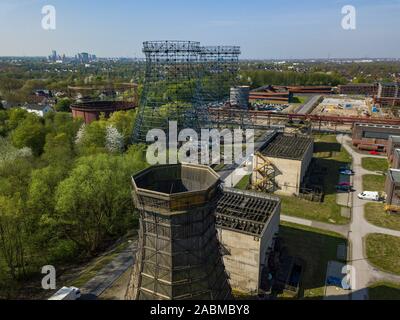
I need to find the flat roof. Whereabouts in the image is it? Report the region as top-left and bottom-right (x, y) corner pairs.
(389, 169), (400, 184)
(260, 133), (313, 160)
(390, 135), (400, 143)
(215, 188), (280, 236)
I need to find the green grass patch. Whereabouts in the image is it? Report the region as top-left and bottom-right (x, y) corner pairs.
(280, 134), (351, 224)
(278, 222), (347, 299)
(365, 202), (400, 231)
(291, 96), (308, 104)
(369, 281), (400, 300)
(362, 157), (389, 173)
(235, 174), (250, 190)
(363, 174), (386, 191)
(68, 241), (129, 288)
(366, 233), (400, 275)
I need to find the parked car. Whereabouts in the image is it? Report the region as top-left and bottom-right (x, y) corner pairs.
(339, 169), (355, 175)
(369, 151), (380, 155)
(338, 182), (351, 187)
(357, 191), (380, 201)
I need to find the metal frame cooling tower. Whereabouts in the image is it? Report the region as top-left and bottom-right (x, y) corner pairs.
(125, 164), (232, 300)
(132, 41), (205, 143)
(200, 46), (241, 106)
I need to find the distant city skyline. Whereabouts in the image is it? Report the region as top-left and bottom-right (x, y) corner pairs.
(1, 0), (400, 59)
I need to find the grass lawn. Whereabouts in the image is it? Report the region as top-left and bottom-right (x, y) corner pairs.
(365, 202), (400, 231)
(235, 174), (250, 190)
(369, 281), (400, 300)
(280, 134), (351, 225)
(68, 241), (129, 288)
(362, 174), (386, 191)
(291, 96), (308, 104)
(362, 157), (389, 173)
(278, 222), (347, 299)
(366, 233), (400, 276)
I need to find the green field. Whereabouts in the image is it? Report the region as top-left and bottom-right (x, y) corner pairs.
(365, 202), (400, 231)
(280, 134), (351, 224)
(362, 157), (389, 173)
(366, 233), (400, 276)
(278, 222), (347, 299)
(362, 174), (386, 191)
(369, 282), (400, 300)
(235, 174), (251, 190)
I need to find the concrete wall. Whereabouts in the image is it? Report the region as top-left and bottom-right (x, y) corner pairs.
(217, 205), (280, 294)
(218, 229), (260, 294)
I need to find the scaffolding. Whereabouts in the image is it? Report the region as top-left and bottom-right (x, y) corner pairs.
(251, 152), (277, 193)
(199, 46), (241, 106)
(126, 164), (232, 300)
(133, 41), (205, 143)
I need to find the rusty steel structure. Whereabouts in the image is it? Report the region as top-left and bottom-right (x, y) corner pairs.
(126, 164), (232, 300)
(68, 83), (138, 124)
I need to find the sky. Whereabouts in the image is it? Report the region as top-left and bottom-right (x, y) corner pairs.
(0, 0), (400, 59)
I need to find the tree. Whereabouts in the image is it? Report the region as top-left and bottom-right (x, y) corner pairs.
(11, 115), (46, 156)
(54, 152), (146, 254)
(54, 98), (72, 113)
(42, 133), (74, 166)
(0, 195), (27, 281)
(75, 120), (107, 155)
(108, 110), (137, 145)
(105, 125), (124, 153)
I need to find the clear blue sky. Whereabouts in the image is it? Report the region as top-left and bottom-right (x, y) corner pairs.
(1, 0), (399, 59)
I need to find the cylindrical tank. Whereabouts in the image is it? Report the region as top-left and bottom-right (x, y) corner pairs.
(230, 86), (250, 109)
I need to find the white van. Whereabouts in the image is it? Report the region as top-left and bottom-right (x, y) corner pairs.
(357, 191), (380, 201)
(49, 286), (81, 300)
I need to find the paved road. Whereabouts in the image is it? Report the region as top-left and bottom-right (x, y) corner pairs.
(81, 241), (137, 299)
(337, 134), (400, 299)
(281, 214), (349, 237)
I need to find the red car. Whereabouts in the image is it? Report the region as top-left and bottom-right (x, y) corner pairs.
(369, 151), (380, 155)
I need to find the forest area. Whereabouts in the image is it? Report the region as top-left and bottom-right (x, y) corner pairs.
(0, 107), (147, 298)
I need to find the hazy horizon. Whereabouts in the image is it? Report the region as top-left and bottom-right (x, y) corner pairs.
(1, 0), (400, 59)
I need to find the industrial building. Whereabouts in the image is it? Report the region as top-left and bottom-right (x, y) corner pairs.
(387, 135), (400, 165)
(126, 164), (232, 300)
(215, 188), (280, 294)
(251, 132), (314, 196)
(352, 123), (400, 152)
(249, 85), (292, 104)
(385, 169), (400, 208)
(375, 82), (400, 107)
(337, 83), (378, 96)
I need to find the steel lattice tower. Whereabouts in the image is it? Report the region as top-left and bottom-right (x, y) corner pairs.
(133, 41), (206, 143)
(125, 164), (232, 300)
(199, 46), (241, 106)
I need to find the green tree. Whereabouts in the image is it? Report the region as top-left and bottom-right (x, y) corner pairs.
(54, 152), (146, 254)
(54, 98), (72, 113)
(11, 115), (46, 156)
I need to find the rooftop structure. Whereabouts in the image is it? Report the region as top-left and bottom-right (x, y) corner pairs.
(125, 164), (232, 300)
(352, 123), (400, 152)
(385, 168), (400, 208)
(260, 133), (313, 160)
(216, 188), (279, 236)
